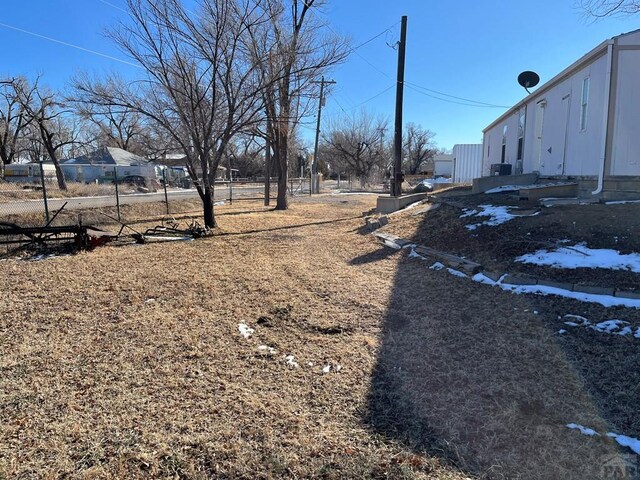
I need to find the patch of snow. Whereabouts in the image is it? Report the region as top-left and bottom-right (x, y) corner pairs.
(558, 329), (567, 334)
(562, 315), (637, 337)
(336, 364), (342, 372)
(238, 323), (255, 339)
(592, 320), (633, 336)
(447, 268), (468, 278)
(471, 274), (640, 308)
(214, 201), (225, 206)
(258, 345), (277, 355)
(430, 262), (445, 271)
(485, 185), (524, 194)
(285, 355), (299, 368)
(461, 205), (538, 230)
(307, 362), (314, 367)
(636, 328), (640, 339)
(607, 432), (640, 455)
(566, 423), (600, 437)
(322, 365), (331, 374)
(516, 243), (640, 272)
(606, 199), (640, 205)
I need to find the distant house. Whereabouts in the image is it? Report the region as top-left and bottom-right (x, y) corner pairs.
(62, 147), (157, 184)
(483, 29), (640, 199)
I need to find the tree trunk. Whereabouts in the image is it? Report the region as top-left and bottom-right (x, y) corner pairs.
(275, 133), (288, 210)
(264, 140), (271, 207)
(51, 157), (67, 191)
(202, 185), (216, 228)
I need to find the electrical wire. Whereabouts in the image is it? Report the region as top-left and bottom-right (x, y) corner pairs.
(405, 81), (510, 108)
(404, 84), (508, 109)
(0, 21), (141, 68)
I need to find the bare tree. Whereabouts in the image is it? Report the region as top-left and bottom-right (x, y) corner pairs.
(322, 110), (388, 187)
(227, 135), (265, 178)
(403, 123), (438, 175)
(579, 0), (640, 16)
(0, 78), (34, 175)
(248, 0), (348, 209)
(14, 78), (84, 190)
(74, 103), (144, 152)
(73, 0), (267, 228)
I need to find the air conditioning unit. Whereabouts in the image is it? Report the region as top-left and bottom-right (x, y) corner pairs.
(490, 163), (512, 176)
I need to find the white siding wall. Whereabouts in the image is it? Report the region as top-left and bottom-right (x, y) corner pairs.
(611, 49), (640, 176)
(452, 144), (483, 182)
(482, 111), (520, 174)
(485, 54), (608, 178)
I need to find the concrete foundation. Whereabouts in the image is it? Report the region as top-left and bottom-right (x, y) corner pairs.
(472, 173), (539, 194)
(376, 193), (428, 214)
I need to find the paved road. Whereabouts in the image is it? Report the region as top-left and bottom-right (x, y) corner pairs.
(0, 185), (267, 216)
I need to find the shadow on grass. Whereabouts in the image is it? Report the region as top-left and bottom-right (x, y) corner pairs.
(349, 247), (398, 266)
(363, 221), (624, 479)
(217, 216), (362, 237)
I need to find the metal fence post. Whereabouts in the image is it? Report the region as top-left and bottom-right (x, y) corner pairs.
(113, 166), (121, 222)
(39, 160), (50, 223)
(162, 168), (169, 214)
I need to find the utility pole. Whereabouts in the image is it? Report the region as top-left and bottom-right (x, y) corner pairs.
(392, 15), (408, 197)
(312, 76), (336, 193)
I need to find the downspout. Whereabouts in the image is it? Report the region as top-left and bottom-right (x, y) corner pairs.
(592, 40), (614, 195)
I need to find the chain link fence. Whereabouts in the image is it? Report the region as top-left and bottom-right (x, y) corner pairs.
(0, 170), (321, 227)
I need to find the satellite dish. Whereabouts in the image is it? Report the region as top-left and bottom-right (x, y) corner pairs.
(518, 71), (540, 94)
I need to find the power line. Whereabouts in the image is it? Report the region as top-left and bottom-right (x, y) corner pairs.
(0, 22), (142, 68)
(349, 22), (400, 53)
(405, 84), (508, 109)
(352, 84), (396, 109)
(98, 0), (128, 13)
(405, 81), (510, 108)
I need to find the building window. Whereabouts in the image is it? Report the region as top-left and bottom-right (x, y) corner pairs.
(517, 111), (525, 160)
(580, 77), (589, 131)
(501, 125), (507, 163)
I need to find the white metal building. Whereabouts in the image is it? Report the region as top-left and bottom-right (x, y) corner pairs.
(452, 144), (483, 183)
(483, 29), (640, 198)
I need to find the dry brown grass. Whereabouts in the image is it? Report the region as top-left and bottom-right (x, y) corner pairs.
(0, 195), (631, 479)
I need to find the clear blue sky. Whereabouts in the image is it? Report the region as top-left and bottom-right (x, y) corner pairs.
(1, 1), (638, 150)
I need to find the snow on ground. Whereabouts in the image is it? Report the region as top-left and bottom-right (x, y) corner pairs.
(419, 177), (452, 190)
(566, 424), (640, 455)
(485, 182), (576, 194)
(460, 205), (538, 230)
(566, 423), (600, 436)
(258, 345), (277, 355)
(238, 323), (255, 339)
(447, 267), (468, 278)
(285, 355), (299, 368)
(429, 262), (445, 270)
(607, 433), (640, 455)
(606, 199), (640, 205)
(471, 273), (640, 308)
(516, 243), (640, 272)
(562, 314), (639, 338)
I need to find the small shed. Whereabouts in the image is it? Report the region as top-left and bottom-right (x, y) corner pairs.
(433, 154), (454, 178)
